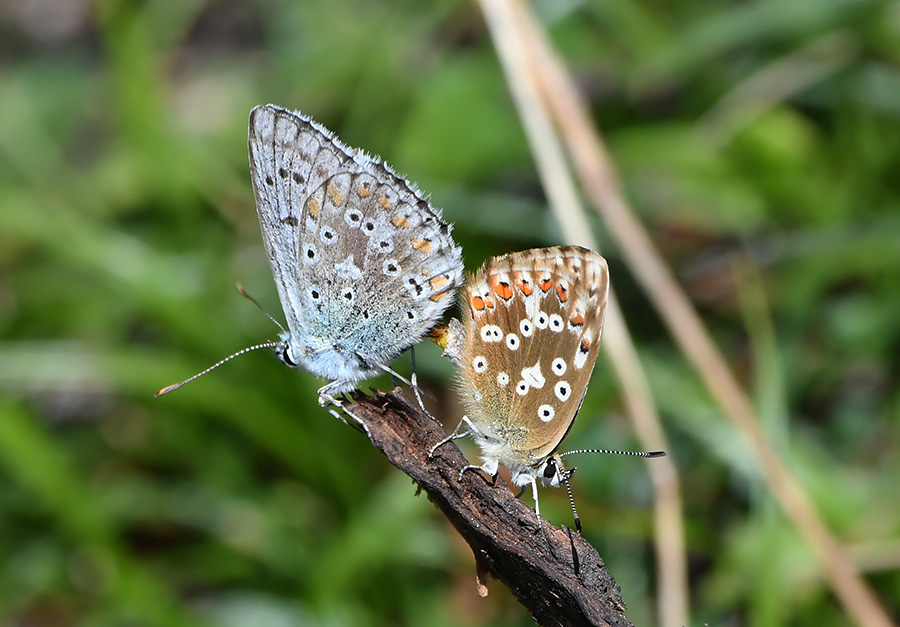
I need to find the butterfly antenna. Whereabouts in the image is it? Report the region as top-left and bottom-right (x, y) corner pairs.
(155, 341), (281, 397)
(236, 283), (288, 335)
(559, 448), (667, 459)
(563, 471), (582, 534)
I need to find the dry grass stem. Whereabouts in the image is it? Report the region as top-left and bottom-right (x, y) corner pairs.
(478, 0), (689, 624)
(508, 2), (896, 626)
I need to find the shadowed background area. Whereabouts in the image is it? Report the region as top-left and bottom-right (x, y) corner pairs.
(1, 0), (899, 625)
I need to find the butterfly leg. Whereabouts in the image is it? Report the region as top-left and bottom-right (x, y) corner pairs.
(317, 382), (371, 438)
(408, 346), (441, 426)
(428, 415), (477, 458)
(355, 350), (439, 424)
(458, 456), (499, 483)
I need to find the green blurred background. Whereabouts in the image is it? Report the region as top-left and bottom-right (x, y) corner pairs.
(1, 0), (899, 625)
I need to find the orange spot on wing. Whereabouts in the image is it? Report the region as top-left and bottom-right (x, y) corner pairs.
(412, 239), (433, 252)
(492, 281), (513, 300)
(569, 314), (585, 327)
(539, 278), (553, 292)
(358, 185), (372, 198)
(472, 296), (486, 311)
(392, 215), (409, 227)
(308, 198), (320, 218)
(379, 195), (392, 209)
(430, 275), (449, 290)
(326, 185), (344, 206)
(579, 339), (591, 353)
(430, 291), (449, 303)
(556, 284), (568, 302)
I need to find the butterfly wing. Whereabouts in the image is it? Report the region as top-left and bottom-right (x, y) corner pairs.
(454, 246), (609, 467)
(249, 105), (463, 386)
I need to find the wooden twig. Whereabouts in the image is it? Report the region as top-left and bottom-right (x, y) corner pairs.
(348, 389), (634, 627)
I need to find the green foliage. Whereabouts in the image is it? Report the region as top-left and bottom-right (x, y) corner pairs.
(1, 0), (898, 624)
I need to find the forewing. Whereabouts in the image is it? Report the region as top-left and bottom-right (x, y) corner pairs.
(456, 246), (609, 462)
(249, 105), (463, 363)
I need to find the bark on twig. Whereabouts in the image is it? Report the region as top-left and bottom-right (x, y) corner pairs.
(348, 389), (633, 627)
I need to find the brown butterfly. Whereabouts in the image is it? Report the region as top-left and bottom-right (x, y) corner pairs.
(431, 246), (664, 529)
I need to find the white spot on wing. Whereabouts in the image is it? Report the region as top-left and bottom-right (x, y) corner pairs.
(519, 319), (533, 337)
(549, 314), (564, 332)
(497, 372), (509, 386)
(574, 345), (590, 369)
(521, 361), (545, 389)
(334, 255), (363, 280)
(538, 405), (555, 422)
(473, 356), (488, 374)
(506, 333), (519, 351)
(551, 358), (567, 376)
(554, 381), (571, 402)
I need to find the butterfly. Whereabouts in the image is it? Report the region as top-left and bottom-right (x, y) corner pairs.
(158, 105), (464, 424)
(431, 246), (664, 528)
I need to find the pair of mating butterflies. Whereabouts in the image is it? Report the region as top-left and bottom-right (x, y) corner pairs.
(158, 104), (663, 527)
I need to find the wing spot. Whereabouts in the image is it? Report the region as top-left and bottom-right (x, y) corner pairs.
(555, 381), (571, 402)
(506, 333), (520, 351)
(265, 175), (274, 186)
(549, 314), (564, 332)
(493, 281), (513, 301)
(538, 405), (555, 422)
(412, 238), (432, 252)
(320, 227), (336, 244)
(497, 372), (510, 386)
(517, 279), (533, 296)
(473, 356), (488, 374)
(278, 167), (288, 179)
(551, 358), (567, 375)
(344, 209), (362, 226)
(519, 319), (533, 337)
(535, 312), (549, 329)
(281, 216), (299, 227)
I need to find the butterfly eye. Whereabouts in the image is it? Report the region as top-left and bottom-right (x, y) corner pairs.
(280, 345), (298, 367)
(543, 458), (558, 480)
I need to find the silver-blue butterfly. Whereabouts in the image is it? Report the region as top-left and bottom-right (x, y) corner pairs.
(158, 105), (464, 422)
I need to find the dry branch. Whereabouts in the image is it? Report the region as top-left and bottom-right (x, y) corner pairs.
(348, 389), (635, 627)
